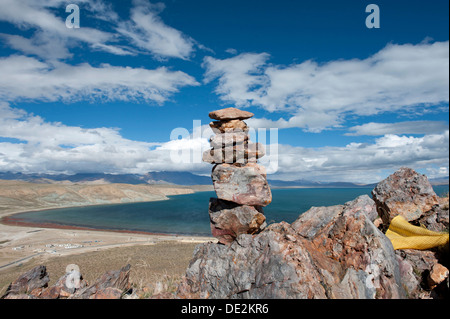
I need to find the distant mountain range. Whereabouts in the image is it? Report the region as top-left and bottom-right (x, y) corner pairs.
(0, 171), (211, 186)
(1, 171), (447, 187)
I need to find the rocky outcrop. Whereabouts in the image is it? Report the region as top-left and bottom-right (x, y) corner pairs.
(372, 167), (449, 299)
(177, 195), (405, 299)
(70, 264), (131, 299)
(203, 107), (272, 245)
(177, 167), (449, 299)
(2, 265), (49, 298)
(372, 167), (440, 225)
(2, 264), (133, 299)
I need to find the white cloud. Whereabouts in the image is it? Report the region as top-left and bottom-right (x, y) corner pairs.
(0, 0), (197, 60)
(0, 32), (73, 60)
(116, 0), (196, 60)
(0, 0), (129, 58)
(346, 121), (449, 136)
(267, 131), (449, 182)
(0, 55), (199, 103)
(225, 48), (238, 55)
(0, 103), (448, 182)
(0, 103), (211, 175)
(203, 53), (270, 107)
(203, 41), (449, 132)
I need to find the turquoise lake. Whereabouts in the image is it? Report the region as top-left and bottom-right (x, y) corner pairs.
(7, 186), (449, 236)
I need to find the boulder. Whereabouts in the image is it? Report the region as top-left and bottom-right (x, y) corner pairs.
(177, 196), (405, 299)
(428, 263), (449, 290)
(209, 107), (254, 121)
(211, 163), (272, 206)
(372, 167), (439, 225)
(209, 198), (266, 245)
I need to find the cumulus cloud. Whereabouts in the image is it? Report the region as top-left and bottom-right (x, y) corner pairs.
(1, 103), (447, 182)
(0, 103), (210, 174)
(268, 131), (449, 182)
(0, 55), (199, 103)
(116, 0), (196, 60)
(203, 41), (449, 132)
(203, 53), (271, 108)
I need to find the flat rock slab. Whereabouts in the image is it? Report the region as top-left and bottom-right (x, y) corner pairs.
(209, 120), (248, 133)
(211, 163), (272, 206)
(210, 132), (249, 148)
(209, 107), (254, 121)
(203, 142), (265, 164)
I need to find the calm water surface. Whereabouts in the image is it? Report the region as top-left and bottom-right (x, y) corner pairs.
(7, 186), (449, 236)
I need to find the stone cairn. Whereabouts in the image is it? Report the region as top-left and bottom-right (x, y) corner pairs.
(202, 107), (272, 245)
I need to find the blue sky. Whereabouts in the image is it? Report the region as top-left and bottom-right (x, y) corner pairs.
(0, 0), (448, 182)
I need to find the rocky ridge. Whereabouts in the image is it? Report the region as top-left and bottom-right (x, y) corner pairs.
(176, 167), (448, 299)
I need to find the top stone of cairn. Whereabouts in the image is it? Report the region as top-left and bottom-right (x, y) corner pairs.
(209, 107), (254, 121)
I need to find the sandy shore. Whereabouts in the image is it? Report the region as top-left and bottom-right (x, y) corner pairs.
(0, 183), (216, 295)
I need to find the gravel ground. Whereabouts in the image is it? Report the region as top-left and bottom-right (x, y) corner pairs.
(0, 241), (199, 297)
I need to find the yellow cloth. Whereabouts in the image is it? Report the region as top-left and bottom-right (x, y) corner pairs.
(386, 215), (449, 250)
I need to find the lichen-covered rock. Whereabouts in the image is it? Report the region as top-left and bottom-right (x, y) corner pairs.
(209, 107), (254, 121)
(71, 264), (131, 299)
(177, 196), (405, 299)
(372, 167), (439, 225)
(209, 198), (266, 245)
(40, 269), (87, 299)
(211, 163), (272, 206)
(1, 265), (49, 298)
(415, 200), (449, 232)
(2, 264), (133, 299)
(395, 249), (442, 298)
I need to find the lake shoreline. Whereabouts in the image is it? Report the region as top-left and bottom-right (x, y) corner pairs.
(1, 214), (206, 238)
(0, 184), (215, 276)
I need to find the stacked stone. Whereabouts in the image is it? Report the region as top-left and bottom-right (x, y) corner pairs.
(203, 107), (272, 245)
